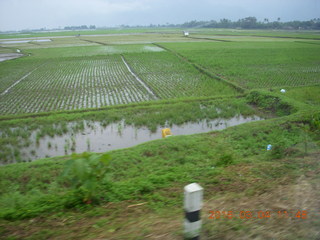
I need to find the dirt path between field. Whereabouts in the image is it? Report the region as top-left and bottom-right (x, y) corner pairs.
(0, 64), (45, 96)
(121, 55), (158, 100)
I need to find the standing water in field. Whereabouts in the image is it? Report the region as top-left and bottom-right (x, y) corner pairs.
(5, 115), (262, 163)
(0, 53), (23, 62)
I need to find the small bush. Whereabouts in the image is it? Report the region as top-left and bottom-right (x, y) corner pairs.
(60, 152), (112, 204)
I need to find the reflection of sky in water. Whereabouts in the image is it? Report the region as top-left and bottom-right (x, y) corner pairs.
(0, 53), (23, 62)
(18, 115), (262, 162)
(1, 39), (52, 44)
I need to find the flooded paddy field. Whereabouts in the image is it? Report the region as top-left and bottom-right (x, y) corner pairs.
(1, 29), (317, 165)
(0, 53), (23, 62)
(1, 114), (262, 164)
(1, 96), (263, 164)
(0, 39), (52, 44)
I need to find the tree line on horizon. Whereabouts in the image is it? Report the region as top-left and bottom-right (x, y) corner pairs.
(4, 17), (320, 33)
(127, 17), (320, 30)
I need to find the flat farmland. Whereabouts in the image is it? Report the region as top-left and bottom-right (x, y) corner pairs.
(161, 41), (320, 89)
(0, 55), (157, 114)
(124, 51), (237, 98)
(0, 38), (238, 115)
(0, 30), (320, 240)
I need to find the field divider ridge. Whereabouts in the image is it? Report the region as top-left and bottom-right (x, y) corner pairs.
(153, 43), (246, 93)
(187, 36), (232, 42)
(0, 95), (241, 122)
(78, 37), (109, 46)
(120, 55), (159, 100)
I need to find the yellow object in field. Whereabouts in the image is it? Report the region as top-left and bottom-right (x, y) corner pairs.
(162, 128), (172, 138)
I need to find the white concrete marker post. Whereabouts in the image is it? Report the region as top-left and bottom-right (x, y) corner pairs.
(184, 183), (203, 240)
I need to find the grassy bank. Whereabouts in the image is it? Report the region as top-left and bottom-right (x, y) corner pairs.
(0, 90), (319, 239)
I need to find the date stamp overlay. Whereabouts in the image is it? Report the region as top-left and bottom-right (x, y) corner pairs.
(208, 209), (308, 220)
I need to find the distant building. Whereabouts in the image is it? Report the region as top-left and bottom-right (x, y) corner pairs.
(183, 31), (189, 37)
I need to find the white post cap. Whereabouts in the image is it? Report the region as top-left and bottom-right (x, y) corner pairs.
(184, 183), (203, 212)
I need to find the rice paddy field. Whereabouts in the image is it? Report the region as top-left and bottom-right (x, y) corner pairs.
(0, 29), (319, 239)
(1, 30), (319, 115)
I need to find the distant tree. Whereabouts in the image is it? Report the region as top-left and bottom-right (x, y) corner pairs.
(238, 16), (258, 29)
(220, 18), (232, 28)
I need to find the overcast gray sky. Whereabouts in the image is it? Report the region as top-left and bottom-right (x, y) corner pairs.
(0, 0), (319, 31)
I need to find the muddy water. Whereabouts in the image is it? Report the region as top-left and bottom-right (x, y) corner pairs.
(19, 115), (262, 162)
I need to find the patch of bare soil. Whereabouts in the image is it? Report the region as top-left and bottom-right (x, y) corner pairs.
(201, 156), (320, 239)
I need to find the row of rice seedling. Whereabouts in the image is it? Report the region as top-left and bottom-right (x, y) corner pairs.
(123, 51), (238, 99)
(0, 58), (43, 93)
(160, 41), (320, 89)
(233, 64), (320, 89)
(0, 55), (154, 115)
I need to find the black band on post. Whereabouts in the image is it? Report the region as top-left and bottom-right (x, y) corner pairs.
(185, 210), (200, 223)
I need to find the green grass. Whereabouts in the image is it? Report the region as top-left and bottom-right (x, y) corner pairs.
(279, 85), (320, 105)
(0, 108), (318, 219)
(0, 99), (319, 238)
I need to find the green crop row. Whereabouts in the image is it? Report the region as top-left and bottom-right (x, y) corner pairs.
(0, 55), (157, 115)
(123, 51), (238, 98)
(160, 41), (320, 89)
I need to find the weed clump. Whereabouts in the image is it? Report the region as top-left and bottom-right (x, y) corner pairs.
(60, 152), (112, 204)
(216, 153), (234, 167)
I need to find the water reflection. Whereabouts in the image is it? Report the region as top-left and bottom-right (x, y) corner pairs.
(18, 115), (262, 162)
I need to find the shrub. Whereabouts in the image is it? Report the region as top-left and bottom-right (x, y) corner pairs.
(60, 152), (111, 204)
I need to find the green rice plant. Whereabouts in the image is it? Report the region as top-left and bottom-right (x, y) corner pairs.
(124, 51), (238, 99)
(117, 122), (123, 136)
(86, 138), (91, 151)
(64, 139), (70, 155)
(70, 136), (76, 152)
(160, 41), (320, 90)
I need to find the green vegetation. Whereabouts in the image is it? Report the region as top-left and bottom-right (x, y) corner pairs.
(161, 41), (320, 89)
(0, 29), (319, 239)
(0, 99), (319, 238)
(0, 42), (236, 115)
(124, 51), (237, 98)
(0, 97), (256, 164)
(281, 85), (320, 106)
(61, 153), (111, 204)
(0, 28), (182, 39)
